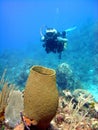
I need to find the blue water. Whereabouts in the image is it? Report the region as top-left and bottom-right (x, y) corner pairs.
(0, 0), (98, 100)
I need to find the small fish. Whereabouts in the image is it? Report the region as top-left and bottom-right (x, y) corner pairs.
(89, 102), (98, 112)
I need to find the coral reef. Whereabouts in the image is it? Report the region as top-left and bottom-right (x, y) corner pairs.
(56, 63), (82, 90)
(12, 89), (98, 130)
(50, 89), (98, 130)
(0, 69), (98, 130)
(73, 89), (94, 103)
(15, 71), (28, 87)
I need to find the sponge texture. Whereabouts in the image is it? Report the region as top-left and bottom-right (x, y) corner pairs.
(24, 66), (59, 129)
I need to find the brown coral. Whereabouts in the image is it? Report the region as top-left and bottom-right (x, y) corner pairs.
(0, 70), (14, 126)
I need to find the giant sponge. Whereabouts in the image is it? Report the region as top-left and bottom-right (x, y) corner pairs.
(24, 65), (59, 129)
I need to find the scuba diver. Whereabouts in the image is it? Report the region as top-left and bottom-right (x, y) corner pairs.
(40, 26), (76, 59)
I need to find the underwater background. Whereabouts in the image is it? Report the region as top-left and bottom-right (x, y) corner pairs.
(0, 0), (98, 101)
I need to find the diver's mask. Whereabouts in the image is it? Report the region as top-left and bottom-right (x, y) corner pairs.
(46, 28), (57, 37)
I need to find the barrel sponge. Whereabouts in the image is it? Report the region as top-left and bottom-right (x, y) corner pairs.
(24, 66), (59, 129)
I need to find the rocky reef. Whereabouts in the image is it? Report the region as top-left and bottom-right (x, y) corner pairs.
(56, 63), (82, 90)
(0, 68), (98, 130)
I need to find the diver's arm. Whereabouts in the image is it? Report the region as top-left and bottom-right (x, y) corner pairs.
(57, 37), (68, 42)
(64, 26), (77, 33)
